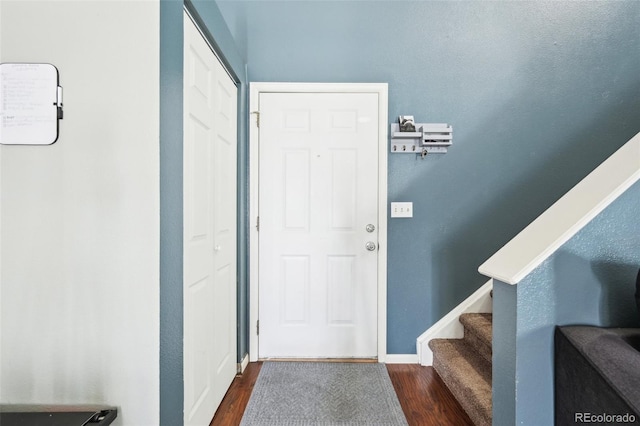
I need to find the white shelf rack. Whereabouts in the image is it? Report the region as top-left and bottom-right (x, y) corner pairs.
(390, 123), (452, 155)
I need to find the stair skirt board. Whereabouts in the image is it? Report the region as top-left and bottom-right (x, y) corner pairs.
(416, 280), (493, 366)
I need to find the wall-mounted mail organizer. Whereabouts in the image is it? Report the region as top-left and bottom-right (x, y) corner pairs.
(0, 63), (63, 145)
(390, 123), (452, 157)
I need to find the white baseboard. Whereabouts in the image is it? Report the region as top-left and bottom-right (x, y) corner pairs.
(416, 279), (493, 366)
(237, 353), (249, 374)
(385, 354), (419, 364)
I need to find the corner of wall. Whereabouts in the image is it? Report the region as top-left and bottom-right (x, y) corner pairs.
(492, 280), (517, 426)
(159, 1), (185, 425)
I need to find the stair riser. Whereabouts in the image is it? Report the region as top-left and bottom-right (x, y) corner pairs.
(459, 313), (492, 366)
(464, 329), (492, 365)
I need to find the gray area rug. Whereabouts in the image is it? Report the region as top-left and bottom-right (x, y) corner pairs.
(240, 362), (409, 426)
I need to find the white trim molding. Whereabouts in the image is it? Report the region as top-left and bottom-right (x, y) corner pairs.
(417, 280), (493, 366)
(237, 353), (249, 374)
(249, 82), (389, 363)
(385, 354), (419, 364)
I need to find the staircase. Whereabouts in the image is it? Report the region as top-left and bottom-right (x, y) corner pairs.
(428, 313), (492, 426)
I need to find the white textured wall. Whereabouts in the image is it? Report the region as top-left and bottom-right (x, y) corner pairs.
(0, 2), (160, 425)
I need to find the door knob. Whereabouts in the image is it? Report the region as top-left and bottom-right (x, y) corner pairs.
(214, 245), (221, 252)
(366, 224), (375, 233)
(365, 241), (377, 251)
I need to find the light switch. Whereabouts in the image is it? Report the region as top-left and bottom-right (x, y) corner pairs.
(391, 202), (413, 218)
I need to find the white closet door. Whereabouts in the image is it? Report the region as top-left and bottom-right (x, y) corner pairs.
(183, 12), (237, 425)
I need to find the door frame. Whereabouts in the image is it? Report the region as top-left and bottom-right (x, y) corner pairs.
(249, 82), (388, 362)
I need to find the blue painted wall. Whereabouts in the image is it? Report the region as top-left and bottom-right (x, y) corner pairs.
(492, 180), (640, 425)
(160, 2), (184, 424)
(216, 0), (640, 354)
(160, 1), (247, 424)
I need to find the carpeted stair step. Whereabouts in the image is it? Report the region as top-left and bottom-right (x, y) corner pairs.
(429, 338), (492, 426)
(459, 313), (492, 364)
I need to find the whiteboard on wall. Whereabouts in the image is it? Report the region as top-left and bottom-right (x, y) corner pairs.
(0, 63), (63, 145)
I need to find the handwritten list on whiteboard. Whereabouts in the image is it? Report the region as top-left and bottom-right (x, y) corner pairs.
(1, 63), (60, 145)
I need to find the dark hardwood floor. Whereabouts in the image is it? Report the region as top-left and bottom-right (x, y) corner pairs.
(387, 364), (473, 425)
(210, 362), (473, 426)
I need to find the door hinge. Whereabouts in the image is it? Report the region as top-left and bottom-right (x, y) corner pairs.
(251, 111), (260, 128)
(256, 216), (260, 232)
(256, 320), (260, 335)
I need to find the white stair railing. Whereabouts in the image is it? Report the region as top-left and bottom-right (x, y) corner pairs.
(479, 132), (640, 284)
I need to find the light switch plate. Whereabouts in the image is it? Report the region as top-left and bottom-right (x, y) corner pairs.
(391, 202), (413, 218)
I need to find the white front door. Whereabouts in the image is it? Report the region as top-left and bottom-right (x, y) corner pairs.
(183, 12), (237, 425)
(258, 92), (380, 358)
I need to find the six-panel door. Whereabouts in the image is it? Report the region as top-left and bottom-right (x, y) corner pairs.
(258, 92), (379, 358)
